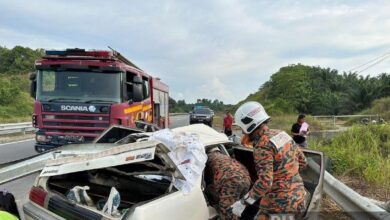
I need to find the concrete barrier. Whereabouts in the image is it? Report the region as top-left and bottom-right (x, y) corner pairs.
(169, 113), (188, 116)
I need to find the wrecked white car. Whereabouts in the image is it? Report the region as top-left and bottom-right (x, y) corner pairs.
(17, 124), (324, 220)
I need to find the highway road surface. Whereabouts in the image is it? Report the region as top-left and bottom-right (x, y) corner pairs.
(0, 139), (36, 164)
(0, 114), (190, 218)
(170, 113), (189, 128)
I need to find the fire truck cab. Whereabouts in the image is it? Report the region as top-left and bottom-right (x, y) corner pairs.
(29, 48), (169, 152)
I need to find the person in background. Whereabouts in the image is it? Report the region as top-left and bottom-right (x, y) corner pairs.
(205, 147), (251, 220)
(0, 191), (19, 220)
(223, 110), (233, 137)
(231, 102), (307, 219)
(291, 114), (309, 148)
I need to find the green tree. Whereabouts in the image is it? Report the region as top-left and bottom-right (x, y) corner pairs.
(0, 77), (21, 105)
(237, 64), (390, 115)
(0, 46), (44, 75)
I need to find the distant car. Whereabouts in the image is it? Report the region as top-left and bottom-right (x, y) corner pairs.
(20, 125), (324, 220)
(190, 108), (214, 126)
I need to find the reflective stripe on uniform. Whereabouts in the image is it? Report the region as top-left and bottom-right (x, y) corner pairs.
(0, 211), (18, 220)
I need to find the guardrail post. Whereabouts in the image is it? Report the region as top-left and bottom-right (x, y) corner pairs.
(333, 115), (336, 127)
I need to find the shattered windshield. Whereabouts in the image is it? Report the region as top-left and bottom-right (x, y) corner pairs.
(36, 70), (121, 103)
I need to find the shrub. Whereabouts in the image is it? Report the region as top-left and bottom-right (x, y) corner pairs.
(311, 124), (390, 190)
(0, 77), (21, 105)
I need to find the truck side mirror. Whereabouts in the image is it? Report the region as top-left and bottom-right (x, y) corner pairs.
(133, 76), (142, 84)
(29, 72), (37, 99)
(29, 72), (36, 80)
(132, 76), (143, 102)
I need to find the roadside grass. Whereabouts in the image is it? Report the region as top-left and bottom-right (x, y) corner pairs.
(0, 115), (32, 124)
(0, 91), (34, 123)
(212, 112), (223, 131)
(310, 124), (390, 191)
(268, 114), (333, 132)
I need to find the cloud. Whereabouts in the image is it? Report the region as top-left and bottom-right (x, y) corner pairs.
(0, 0), (389, 104)
(197, 77), (233, 102)
(177, 92), (184, 99)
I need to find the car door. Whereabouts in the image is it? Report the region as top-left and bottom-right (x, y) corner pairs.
(229, 145), (324, 220)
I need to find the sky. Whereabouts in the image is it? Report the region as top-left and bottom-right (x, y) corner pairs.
(0, 0), (389, 104)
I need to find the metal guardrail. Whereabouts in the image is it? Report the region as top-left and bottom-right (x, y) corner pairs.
(0, 152), (54, 185)
(324, 171), (390, 220)
(312, 114), (381, 127)
(313, 114), (380, 119)
(0, 122), (35, 135)
(308, 159), (390, 220)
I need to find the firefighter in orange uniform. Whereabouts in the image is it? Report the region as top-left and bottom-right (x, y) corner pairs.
(206, 147), (251, 220)
(231, 102), (308, 219)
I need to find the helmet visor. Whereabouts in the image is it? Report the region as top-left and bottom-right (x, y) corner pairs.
(247, 123), (257, 133)
(241, 116), (253, 125)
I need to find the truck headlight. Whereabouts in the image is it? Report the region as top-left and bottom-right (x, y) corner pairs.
(36, 134), (48, 142)
(44, 115), (55, 119)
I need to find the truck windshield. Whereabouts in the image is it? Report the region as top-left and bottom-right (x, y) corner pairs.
(36, 70), (121, 103)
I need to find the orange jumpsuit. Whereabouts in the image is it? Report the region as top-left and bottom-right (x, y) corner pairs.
(207, 151), (251, 220)
(248, 129), (307, 219)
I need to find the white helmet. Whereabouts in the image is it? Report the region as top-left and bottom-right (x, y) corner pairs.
(234, 101), (270, 134)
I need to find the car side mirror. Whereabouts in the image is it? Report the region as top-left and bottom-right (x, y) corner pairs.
(29, 72), (36, 80)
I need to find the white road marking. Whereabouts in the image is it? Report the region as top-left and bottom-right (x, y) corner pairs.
(0, 138), (34, 147)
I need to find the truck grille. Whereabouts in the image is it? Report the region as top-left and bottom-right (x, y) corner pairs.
(42, 112), (109, 138)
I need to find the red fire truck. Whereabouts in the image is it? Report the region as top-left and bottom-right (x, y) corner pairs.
(29, 48), (169, 152)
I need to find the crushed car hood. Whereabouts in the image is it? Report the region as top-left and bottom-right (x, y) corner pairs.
(0, 124), (229, 184)
(41, 140), (162, 177)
